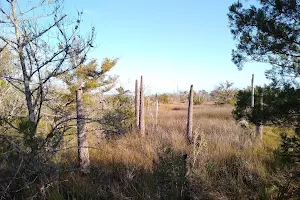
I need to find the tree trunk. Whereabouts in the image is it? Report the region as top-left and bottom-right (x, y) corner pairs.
(135, 79), (140, 127)
(139, 76), (145, 135)
(187, 85), (193, 144)
(11, 0), (36, 123)
(76, 88), (90, 173)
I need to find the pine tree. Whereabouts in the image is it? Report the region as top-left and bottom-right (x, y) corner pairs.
(228, 0), (299, 85)
(229, 0), (300, 164)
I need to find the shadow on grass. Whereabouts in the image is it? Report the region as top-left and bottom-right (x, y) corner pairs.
(48, 148), (190, 200)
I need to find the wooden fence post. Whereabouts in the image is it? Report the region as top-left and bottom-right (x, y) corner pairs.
(251, 74), (255, 108)
(135, 79), (140, 127)
(256, 90), (264, 141)
(187, 85), (193, 144)
(139, 76), (145, 135)
(76, 88), (90, 173)
(155, 93), (158, 128)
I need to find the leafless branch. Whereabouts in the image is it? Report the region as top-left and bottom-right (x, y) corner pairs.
(22, 15), (67, 47)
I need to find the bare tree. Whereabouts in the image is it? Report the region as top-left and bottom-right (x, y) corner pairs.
(0, 0), (94, 197)
(0, 0), (94, 138)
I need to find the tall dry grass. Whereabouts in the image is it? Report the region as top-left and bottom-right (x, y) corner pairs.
(53, 102), (291, 200)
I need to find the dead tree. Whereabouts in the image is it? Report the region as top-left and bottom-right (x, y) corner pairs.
(0, 0), (94, 139)
(187, 85), (193, 144)
(139, 76), (145, 135)
(76, 88), (90, 173)
(135, 79), (140, 127)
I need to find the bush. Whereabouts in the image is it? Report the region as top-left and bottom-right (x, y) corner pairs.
(158, 94), (169, 104)
(211, 81), (237, 105)
(102, 87), (135, 138)
(234, 85), (300, 167)
(193, 96), (205, 105)
(280, 129), (300, 165)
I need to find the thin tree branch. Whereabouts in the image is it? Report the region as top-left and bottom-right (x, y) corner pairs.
(22, 15), (66, 47)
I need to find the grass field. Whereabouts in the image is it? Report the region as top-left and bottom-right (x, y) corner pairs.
(53, 102), (295, 200)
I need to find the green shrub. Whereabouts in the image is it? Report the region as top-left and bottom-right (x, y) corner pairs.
(280, 129), (300, 165)
(158, 94), (169, 104)
(102, 87), (135, 138)
(234, 85), (300, 166)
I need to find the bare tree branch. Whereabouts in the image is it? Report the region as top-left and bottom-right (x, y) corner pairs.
(22, 15), (67, 47)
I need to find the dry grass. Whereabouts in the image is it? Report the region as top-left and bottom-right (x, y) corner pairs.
(54, 102), (291, 200)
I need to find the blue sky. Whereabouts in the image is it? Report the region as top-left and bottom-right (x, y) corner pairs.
(12, 0), (272, 94)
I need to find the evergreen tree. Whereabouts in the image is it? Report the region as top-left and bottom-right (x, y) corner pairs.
(228, 0), (300, 165)
(228, 0), (299, 85)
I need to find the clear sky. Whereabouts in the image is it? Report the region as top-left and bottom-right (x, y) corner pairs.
(28, 0), (273, 93)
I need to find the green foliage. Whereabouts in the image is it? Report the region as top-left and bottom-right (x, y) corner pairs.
(102, 87), (135, 138)
(280, 129), (300, 165)
(227, 98), (236, 106)
(233, 89), (254, 121)
(60, 58), (118, 96)
(58, 39), (118, 107)
(233, 85), (300, 127)
(0, 79), (6, 86)
(228, 0), (300, 173)
(234, 85), (300, 166)
(158, 93), (169, 104)
(228, 1), (299, 85)
(0, 116), (62, 199)
(18, 118), (38, 150)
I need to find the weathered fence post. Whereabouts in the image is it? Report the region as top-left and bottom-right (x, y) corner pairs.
(251, 74), (255, 108)
(135, 79), (140, 127)
(256, 90), (264, 141)
(251, 74), (261, 140)
(187, 85), (193, 144)
(139, 76), (145, 135)
(155, 93), (158, 128)
(76, 88), (90, 173)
